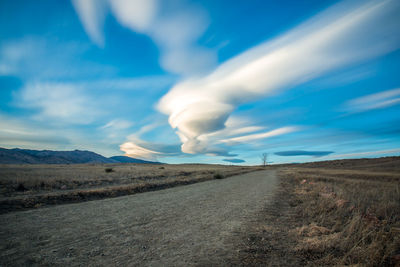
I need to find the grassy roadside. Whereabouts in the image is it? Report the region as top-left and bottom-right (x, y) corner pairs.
(237, 162), (400, 266)
(0, 164), (261, 214)
(282, 167), (400, 266)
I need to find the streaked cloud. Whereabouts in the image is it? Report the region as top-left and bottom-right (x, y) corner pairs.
(71, 0), (107, 46)
(345, 88), (400, 113)
(0, 114), (70, 148)
(83, 76), (175, 91)
(109, 0), (157, 32)
(0, 37), (114, 79)
(320, 148), (400, 159)
(16, 82), (101, 124)
(275, 150), (334, 157)
(220, 127), (298, 145)
(2, 0), (398, 163)
(72, 0), (216, 75)
(101, 119), (133, 130)
(120, 137), (181, 160)
(156, 0), (399, 159)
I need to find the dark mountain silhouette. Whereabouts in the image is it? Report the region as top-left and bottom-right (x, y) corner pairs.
(0, 148), (160, 164)
(109, 156), (161, 164)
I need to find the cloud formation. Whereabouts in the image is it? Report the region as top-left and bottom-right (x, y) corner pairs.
(223, 158), (245, 163)
(220, 127), (298, 145)
(101, 119), (133, 130)
(120, 137), (181, 160)
(320, 148), (400, 159)
(275, 150), (334, 157)
(0, 114), (70, 148)
(0, 37), (114, 79)
(17, 82), (101, 124)
(71, 0), (107, 46)
(345, 88), (400, 113)
(72, 0), (216, 75)
(157, 0), (400, 158)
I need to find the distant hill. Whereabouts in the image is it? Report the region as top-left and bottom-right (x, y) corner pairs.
(109, 156), (161, 164)
(0, 147), (160, 164)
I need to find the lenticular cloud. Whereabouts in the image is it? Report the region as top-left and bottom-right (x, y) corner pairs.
(158, 0), (400, 155)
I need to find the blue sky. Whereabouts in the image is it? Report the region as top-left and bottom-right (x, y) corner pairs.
(0, 0), (399, 165)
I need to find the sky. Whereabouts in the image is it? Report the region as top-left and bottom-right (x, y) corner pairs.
(0, 0), (399, 165)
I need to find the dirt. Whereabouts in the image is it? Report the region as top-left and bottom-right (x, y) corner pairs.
(229, 172), (301, 266)
(0, 170), (278, 266)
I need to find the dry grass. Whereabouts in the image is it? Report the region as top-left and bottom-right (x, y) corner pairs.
(0, 163), (261, 213)
(281, 165), (400, 266)
(235, 157), (400, 266)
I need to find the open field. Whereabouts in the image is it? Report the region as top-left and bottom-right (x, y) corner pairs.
(1, 157), (399, 265)
(238, 157), (400, 266)
(0, 163), (261, 214)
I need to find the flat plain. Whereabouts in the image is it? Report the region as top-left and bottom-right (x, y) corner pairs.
(1, 157), (399, 266)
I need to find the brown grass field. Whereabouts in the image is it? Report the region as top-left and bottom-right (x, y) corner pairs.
(0, 163), (261, 214)
(238, 156), (400, 266)
(1, 157), (399, 265)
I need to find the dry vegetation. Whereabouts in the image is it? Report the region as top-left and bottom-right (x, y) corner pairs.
(0, 163), (261, 213)
(239, 157), (400, 266)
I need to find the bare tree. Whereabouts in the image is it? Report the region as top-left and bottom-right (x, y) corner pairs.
(261, 153), (268, 167)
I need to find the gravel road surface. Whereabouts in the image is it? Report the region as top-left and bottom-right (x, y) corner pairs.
(0, 170), (277, 266)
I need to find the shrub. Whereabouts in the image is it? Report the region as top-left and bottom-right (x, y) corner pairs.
(16, 183), (27, 191)
(105, 168), (114, 173)
(214, 173), (224, 179)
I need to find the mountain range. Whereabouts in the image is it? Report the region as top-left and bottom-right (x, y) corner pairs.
(0, 147), (161, 164)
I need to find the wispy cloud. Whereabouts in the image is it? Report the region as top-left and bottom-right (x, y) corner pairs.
(101, 119), (133, 130)
(156, 0), (399, 158)
(220, 127), (298, 145)
(320, 148), (400, 159)
(120, 136), (181, 160)
(0, 114), (70, 148)
(275, 150), (334, 157)
(83, 76), (175, 91)
(108, 0), (157, 33)
(0, 37), (114, 79)
(71, 0), (107, 46)
(16, 82), (101, 124)
(345, 88), (400, 113)
(72, 0), (216, 75)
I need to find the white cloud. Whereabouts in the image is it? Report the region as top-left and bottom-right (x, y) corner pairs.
(345, 88), (400, 112)
(72, 0), (216, 75)
(157, 0), (400, 156)
(120, 136), (181, 160)
(219, 127), (298, 145)
(320, 148), (400, 159)
(83, 75), (175, 90)
(16, 82), (101, 124)
(71, 0), (107, 46)
(120, 141), (162, 160)
(0, 113), (123, 156)
(0, 38), (43, 76)
(108, 0), (157, 32)
(0, 37), (114, 79)
(101, 119), (133, 130)
(0, 114), (70, 148)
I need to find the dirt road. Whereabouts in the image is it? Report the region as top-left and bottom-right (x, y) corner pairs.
(0, 170), (277, 266)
